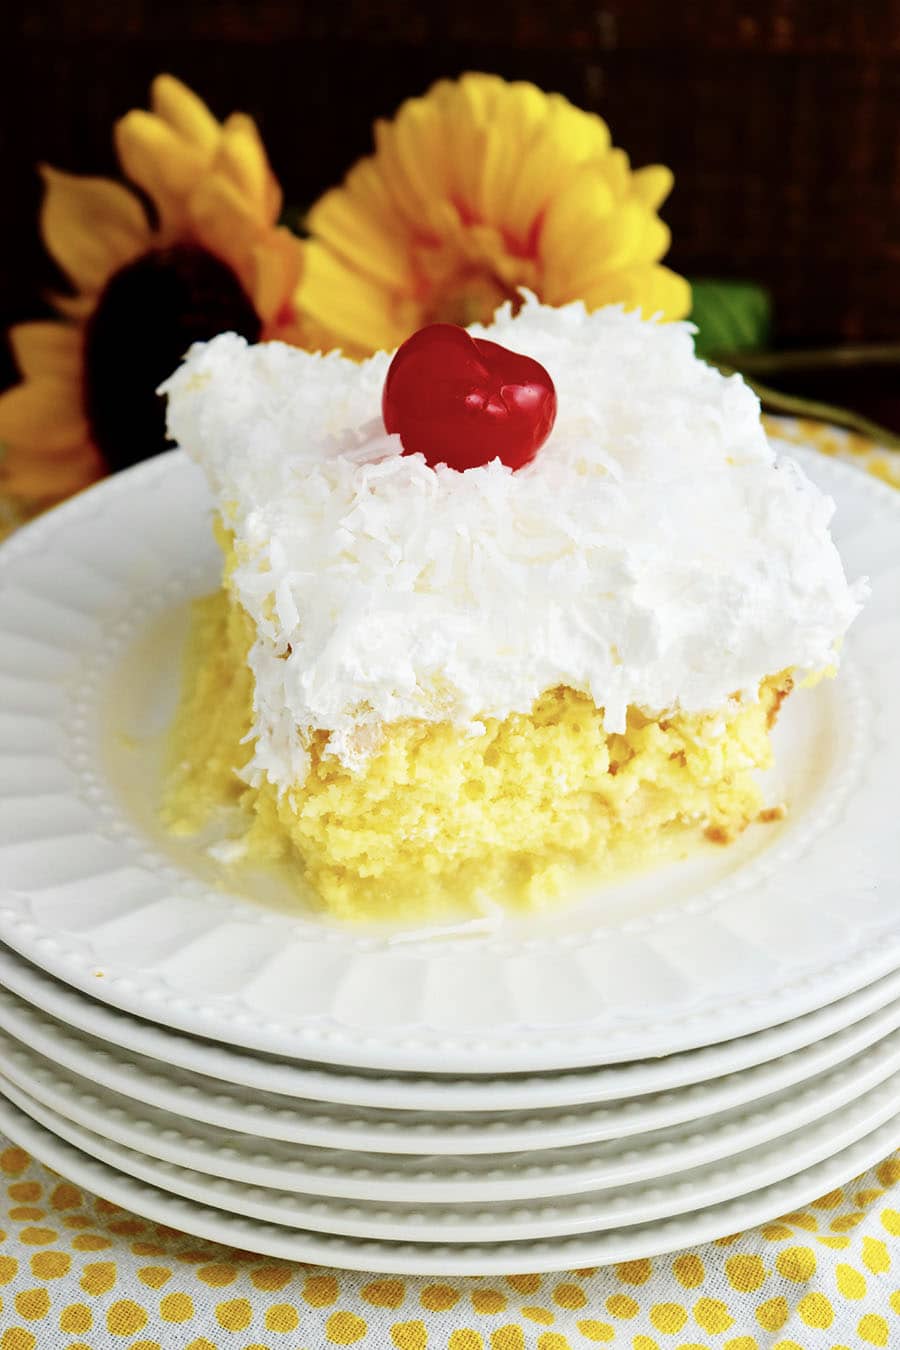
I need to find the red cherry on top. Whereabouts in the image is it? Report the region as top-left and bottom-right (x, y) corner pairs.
(382, 323), (557, 472)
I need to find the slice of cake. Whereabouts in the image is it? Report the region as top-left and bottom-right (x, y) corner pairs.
(160, 297), (864, 920)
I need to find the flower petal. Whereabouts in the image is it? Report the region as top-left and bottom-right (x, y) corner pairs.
(648, 265), (692, 319)
(546, 94), (612, 161)
(218, 114), (280, 222)
(40, 166), (150, 294)
(8, 322), (82, 380)
(503, 96), (611, 231)
(114, 110), (207, 229)
(562, 214), (672, 300)
(151, 74), (220, 154)
(0, 376), (88, 453)
(539, 167), (616, 269)
(581, 264), (691, 320)
(477, 81), (549, 225)
(603, 146), (632, 198)
(307, 186), (413, 291)
(634, 213), (671, 266)
(296, 242), (410, 354)
(632, 164), (674, 211)
(440, 78), (490, 219)
(344, 155), (404, 219)
(374, 110), (443, 235)
(187, 173), (263, 287)
(250, 229), (303, 327)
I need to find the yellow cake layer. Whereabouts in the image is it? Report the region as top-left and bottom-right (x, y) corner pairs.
(164, 589), (792, 920)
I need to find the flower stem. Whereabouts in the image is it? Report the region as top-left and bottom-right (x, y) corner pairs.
(716, 343), (900, 375)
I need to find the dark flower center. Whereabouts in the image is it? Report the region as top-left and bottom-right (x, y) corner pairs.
(84, 245), (262, 471)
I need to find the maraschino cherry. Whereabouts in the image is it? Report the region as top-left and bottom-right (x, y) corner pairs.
(382, 323), (557, 471)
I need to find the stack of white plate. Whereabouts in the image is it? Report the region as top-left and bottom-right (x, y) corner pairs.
(0, 445), (899, 1275)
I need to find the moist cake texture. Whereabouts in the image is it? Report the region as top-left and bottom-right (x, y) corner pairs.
(161, 298), (864, 918)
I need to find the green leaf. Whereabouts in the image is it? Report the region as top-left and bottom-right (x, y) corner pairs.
(689, 278), (773, 358)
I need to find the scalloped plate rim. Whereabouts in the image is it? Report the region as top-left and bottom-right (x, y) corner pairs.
(0, 1087), (896, 1273)
(4, 944), (900, 1111)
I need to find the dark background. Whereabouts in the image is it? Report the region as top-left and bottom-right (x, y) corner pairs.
(3, 0), (900, 420)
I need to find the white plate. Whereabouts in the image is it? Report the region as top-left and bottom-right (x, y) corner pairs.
(4, 1003), (900, 1171)
(6, 989), (900, 1155)
(4, 1006), (900, 1207)
(0, 1092), (897, 1274)
(6, 945), (900, 1113)
(1, 447), (899, 1074)
(3, 1067), (899, 1244)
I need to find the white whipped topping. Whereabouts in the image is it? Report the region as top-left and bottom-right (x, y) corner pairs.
(162, 297), (865, 788)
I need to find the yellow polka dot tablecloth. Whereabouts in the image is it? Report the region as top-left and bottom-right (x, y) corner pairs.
(1, 418), (899, 1349)
(0, 1141), (899, 1348)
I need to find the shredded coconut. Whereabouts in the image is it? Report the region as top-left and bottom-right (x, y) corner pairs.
(161, 297), (865, 788)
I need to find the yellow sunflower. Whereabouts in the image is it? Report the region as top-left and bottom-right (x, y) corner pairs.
(0, 75), (304, 500)
(297, 71), (690, 356)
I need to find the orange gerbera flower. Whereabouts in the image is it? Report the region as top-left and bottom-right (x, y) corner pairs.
(297, 72), (690, 356)
(0, 75), (304, 500)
